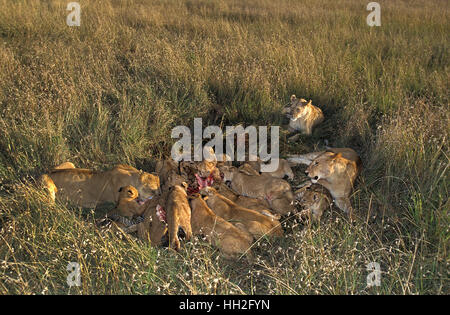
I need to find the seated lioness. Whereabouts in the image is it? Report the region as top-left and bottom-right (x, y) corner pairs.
(40, 163), (160, 208)
(287, 148), (362, 218)
(286, 95), (324, 137)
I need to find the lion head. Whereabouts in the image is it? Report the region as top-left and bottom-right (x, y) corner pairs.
(136, 172), (161, 199)
(118, 185), (139, 201)
(304, 151), (349, 184)
(290, 95), (311, 121)
(298, 185), (332, 221)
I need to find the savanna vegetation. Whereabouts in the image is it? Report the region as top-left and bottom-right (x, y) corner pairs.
(0, 0), (448, 294)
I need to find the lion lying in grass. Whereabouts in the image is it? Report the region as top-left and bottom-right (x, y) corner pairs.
(40, 163), (160, 208)
(284, 95), (324, 139)
(220, 165), (295, 215)
(189, 194), (253, 261)
(200, 186), (283, 239)
(288, 147), (362, 218)
(243, 158), (294, 180)
(215, 182), (280, 220)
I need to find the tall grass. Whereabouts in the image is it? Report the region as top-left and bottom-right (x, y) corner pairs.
(0, 0), (448, 294)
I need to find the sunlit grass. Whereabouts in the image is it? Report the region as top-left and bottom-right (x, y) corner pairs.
(0, 0), (448, 294)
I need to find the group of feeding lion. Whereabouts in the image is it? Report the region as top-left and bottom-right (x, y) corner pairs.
(39, 95), (362, 261)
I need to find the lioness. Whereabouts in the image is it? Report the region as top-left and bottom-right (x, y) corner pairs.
(189, 194), (253, 261)
(41, 164), (160, 208)
(288, 148), (362, 218)
(287, 95), (324, 137)
(295, 184), (332, 221)
(200, 187), (283, 239)
(220, 165), (295, 215)
(179, 159), (221, 192)
(137, 194), (170, 247)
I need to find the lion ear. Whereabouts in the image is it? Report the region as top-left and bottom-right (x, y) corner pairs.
(307, 100), (312, 105)
(333, 153), (342, 159)
(181, 182), (188, 190)
(290, 95), (297, 103)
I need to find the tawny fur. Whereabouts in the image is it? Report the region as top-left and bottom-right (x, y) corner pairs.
(165, 184), (192, 250)
(189, 195), (253, 261)
(200, 187), (283, 239)
(287, 95), (324, 136)
(220, 165), (295, 215)
(288, 147), (362, 219)
(40, 163), (160, 208)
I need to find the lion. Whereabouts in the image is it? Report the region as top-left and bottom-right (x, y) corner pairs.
(98, 185), (146, 233)
(287, 147), (362, 218)
(189, 194), (253, 261)
(215, 182), (280, 220)
(200, 186), (283, 239)
(164, 183), (193, 251)
(136, 193), (170, 247)
(295, 184), (332, 221)
(286, 95), (324, 138)
(220, 165), (295, 215)
(40, 163), (160, 208)
(241, 158), (294, 180)
(178, 159), (222, 195)
(155, 159), (180, 189)
(113, 185), (146, 218)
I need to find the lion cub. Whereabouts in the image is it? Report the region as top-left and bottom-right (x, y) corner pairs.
(216, 183), (280, 221)
(220, 165), (295, 215)
(241, 158), (294, 180)
(200, 187), (283, 239)
(97, 185), (145, 233)
(137, 195), (170, 247)
(295, 184), (332, 221)
(165, 184), (193, 251)
(189, 195), (253, 261)
(287, 95), (324, 136)
(114, 185), (146, 218)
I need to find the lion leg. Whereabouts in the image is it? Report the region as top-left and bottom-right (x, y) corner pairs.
(167, 217), (181, 251)
(334, 197), (355, 221)
(303, 124), (313, 136)
(137, 221), (151, 243)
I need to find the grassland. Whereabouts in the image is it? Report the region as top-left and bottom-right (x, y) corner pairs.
(0, 0), (448, 294)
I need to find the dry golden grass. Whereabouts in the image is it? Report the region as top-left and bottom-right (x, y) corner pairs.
(0, 0), (448, 294)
